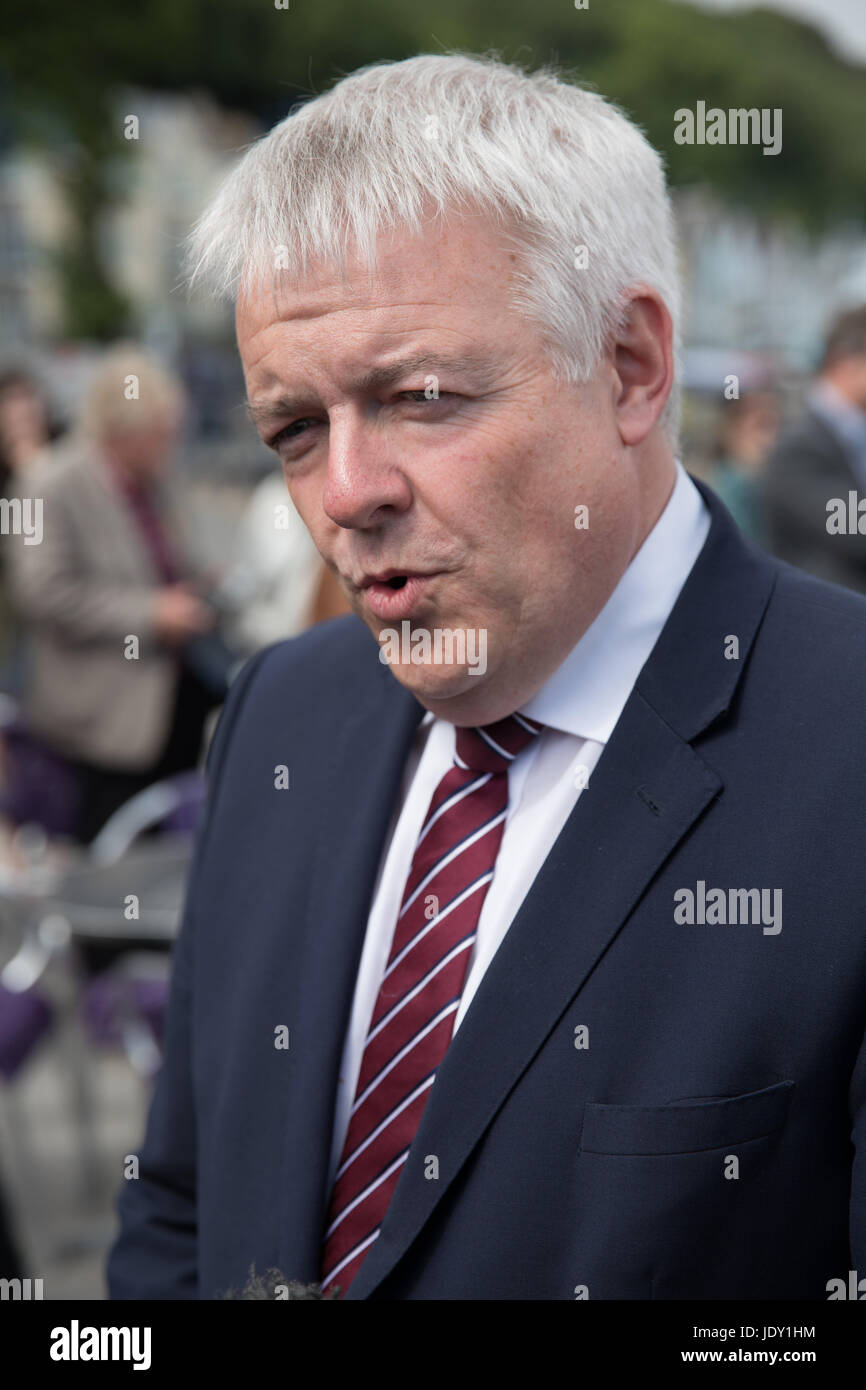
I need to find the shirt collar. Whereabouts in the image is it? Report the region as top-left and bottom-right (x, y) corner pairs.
(519, 460), (710, 744)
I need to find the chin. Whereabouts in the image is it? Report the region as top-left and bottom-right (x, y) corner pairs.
(386, 660), (486, 703)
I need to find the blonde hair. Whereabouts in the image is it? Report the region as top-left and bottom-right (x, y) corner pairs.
(80, 344), (185, 439)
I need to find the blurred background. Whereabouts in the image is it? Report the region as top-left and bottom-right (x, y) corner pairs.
(0, 0), (864, 1298)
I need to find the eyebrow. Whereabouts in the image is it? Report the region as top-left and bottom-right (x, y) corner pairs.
(245, 352), (495, 432)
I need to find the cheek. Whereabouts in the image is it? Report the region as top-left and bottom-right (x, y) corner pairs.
(437, 434), (539, 543)
(285, 476), (324, 540)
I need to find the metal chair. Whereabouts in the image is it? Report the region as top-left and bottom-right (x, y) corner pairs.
(0, 771), (203, 1221)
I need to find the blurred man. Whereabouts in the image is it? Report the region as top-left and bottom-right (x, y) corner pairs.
(764, 305), (866, 592)
(6, 346), (225, 842)
(109, 55), (866, 1302)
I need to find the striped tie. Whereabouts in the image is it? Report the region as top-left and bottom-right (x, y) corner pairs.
(320, 710), (544, 1296)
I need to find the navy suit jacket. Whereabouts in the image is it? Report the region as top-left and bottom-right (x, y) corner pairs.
(108, 478), (866, 1300)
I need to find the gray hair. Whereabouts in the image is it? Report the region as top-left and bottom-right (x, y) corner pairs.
(187, 52), (681, 441)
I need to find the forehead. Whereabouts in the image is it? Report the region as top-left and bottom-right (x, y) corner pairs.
(235, 213), (525, 377)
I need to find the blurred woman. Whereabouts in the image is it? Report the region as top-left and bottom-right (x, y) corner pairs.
(0, 369), (65, 693)
(4, 345), (233, 843)
(711, 390), (780, 546)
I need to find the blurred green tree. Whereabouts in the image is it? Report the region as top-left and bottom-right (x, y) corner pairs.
(1, 0), (864, 338)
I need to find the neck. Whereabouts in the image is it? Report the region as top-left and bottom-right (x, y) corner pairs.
(99, 443), (141, 492)
(627, 442), (678, 567)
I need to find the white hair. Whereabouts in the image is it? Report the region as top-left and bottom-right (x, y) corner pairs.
(187, 52), (682, 440)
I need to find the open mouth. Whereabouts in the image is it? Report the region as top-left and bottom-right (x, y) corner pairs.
(362, 571), (437, 619)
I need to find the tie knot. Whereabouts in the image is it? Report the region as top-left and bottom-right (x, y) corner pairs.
(454, 712), (544, 773)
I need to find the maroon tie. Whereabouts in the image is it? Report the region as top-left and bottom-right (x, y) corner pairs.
(320, 710), (543, 1296)
(116, 474), (182, 585)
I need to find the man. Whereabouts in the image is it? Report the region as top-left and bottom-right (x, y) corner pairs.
(764, 304), (866, 593)
(107, 54), (866, 1301)
(5, 346), (222, 842)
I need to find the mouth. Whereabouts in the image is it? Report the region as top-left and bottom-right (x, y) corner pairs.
(358, 570), (439, 621)
(358, 568), (416, 589)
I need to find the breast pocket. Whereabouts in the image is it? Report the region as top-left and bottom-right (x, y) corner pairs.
(580, 1079), (794, 1156)
(574, 1080), (796, 1298)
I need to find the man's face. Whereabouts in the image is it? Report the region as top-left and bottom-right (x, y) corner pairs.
(104, 418), (179, 484)
(844, 354), (866, 412)
(237, 215), (647, 725)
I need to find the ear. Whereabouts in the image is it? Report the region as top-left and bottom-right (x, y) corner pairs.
(611, 289), (674, 447)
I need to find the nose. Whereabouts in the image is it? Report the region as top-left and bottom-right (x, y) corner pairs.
(321, 409), (413, 530)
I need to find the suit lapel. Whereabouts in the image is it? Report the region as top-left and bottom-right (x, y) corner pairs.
(345, 478), (778, 1298)
(345, 698), (720, 1297)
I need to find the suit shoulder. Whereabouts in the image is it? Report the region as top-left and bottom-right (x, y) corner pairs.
(241, 614), (386, 707)
(27, 438), (99, 498)
(766, 411), (844, 475)
(764, 558), (866, 667)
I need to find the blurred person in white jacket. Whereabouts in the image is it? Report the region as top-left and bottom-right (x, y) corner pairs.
(221, 470), (348, 652)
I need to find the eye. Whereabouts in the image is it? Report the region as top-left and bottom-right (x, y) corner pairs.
(266, 392), (458, 454)
(268, 419), (317, 450)
(396, 390), (456, 404)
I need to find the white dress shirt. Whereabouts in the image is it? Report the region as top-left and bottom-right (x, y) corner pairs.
(327, 460), (711, 1188)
